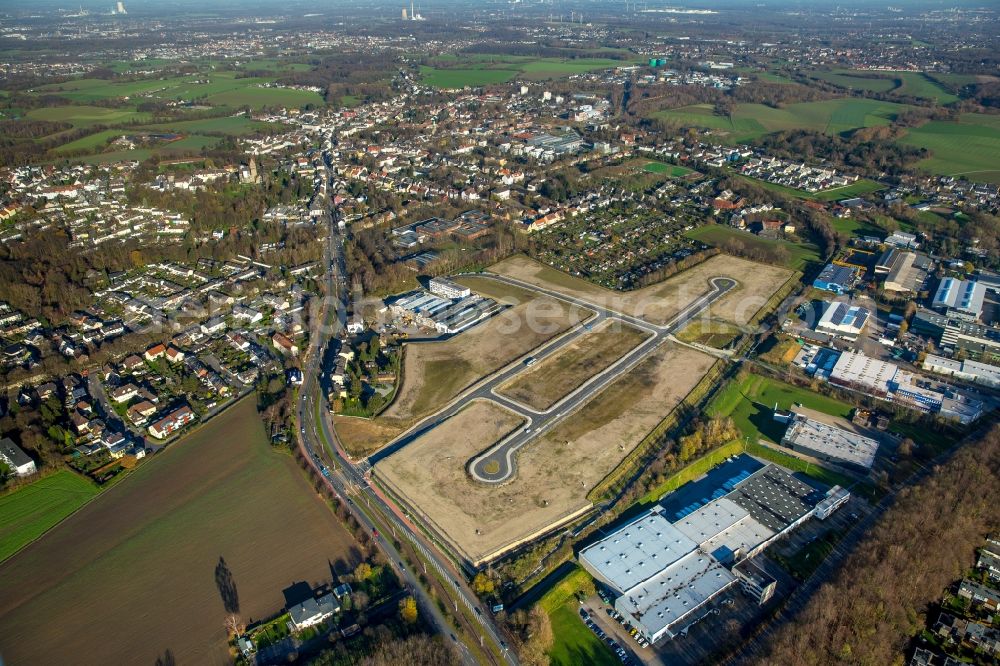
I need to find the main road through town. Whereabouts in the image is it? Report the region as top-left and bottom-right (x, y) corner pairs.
(293, 184), (515, 665)
(367, 272), (736, 484)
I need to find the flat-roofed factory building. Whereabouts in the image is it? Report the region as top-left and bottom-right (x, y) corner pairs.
(781, 413), (880, 470)
(578, 463), (832, 644)
(815, 301), (871, 341)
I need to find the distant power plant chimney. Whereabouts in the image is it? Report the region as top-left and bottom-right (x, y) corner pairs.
(116, 1), (126, 14)
(402, 6), (408, 19)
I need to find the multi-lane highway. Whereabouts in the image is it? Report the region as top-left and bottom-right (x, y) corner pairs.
(292, 185), (515, 665)
(367, 272), (736, 484)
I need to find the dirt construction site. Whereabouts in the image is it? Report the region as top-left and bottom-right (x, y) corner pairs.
(376, 343), (715, 566)
(361, 255), (792, 567)
(488, 253), (795, 327)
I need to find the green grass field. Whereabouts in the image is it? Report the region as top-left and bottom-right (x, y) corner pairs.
(53, 129), (125, 153)
(24, 105), (150, 128)
(643, 160), (694, 177)
(419, 65), (520, 88)
(810, 70), (899, 93)
(707, 373), (854, 445)
(897, 114), (1000, 183)
(32, 71), (324, 110)
(202, 85), (323, 108)
(538, 567), (618, 666)
(811, 179), (886, 201)
(0, 471), (99, 563)
(684, 225), (822, 271)
(809, 69), (959, 103)
(652, 98), (913, 143)
(65, 135), (222, 163)
(894, 71), (959, 104)
(139, 115), (286, 135)
(420, 55), (634, 88)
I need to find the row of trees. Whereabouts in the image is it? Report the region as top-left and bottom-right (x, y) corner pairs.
(757, 424), (1000, 665)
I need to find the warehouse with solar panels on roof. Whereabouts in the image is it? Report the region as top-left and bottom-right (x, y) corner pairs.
(579, 461), (843, 644)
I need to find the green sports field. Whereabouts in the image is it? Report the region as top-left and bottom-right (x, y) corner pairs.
(0, 470), (99, 563)
(897, 114), (1000, 183)
(651, 98), (912, 143)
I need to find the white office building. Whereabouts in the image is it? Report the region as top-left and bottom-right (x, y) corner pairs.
(428, 277), (472, 300)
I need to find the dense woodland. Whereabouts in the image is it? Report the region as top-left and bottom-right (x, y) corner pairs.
(753, 128), (928, 177)
(757, 424), (1000, 666)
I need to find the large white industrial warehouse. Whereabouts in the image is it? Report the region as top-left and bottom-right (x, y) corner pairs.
(579, 464), (843, 644)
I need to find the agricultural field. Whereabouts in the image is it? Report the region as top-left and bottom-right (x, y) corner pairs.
(651, 98), (913, 143)
(337, 277), (592, 455)
(23, 105), (150, 128)
(139, 115), (288, 135)
(808, 69), (959, 103)
(497, 321), (650, 411)
(0, 471), (99, 563)
(490, 254), (796, 328)
(377, 342), (714, 565)
(0, 397), (361, 666)
(419, 55), (635, 88)
(896, 113), (1000, 183)
(809, 70), (900, 93)
(418, 65), (520, 88)
(30, 71), (324, 109)
(683, 225), (822, 272)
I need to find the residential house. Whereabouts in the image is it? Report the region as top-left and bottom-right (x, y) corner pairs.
(147, 405), (197, 439)
(288, 593), (340, 631)
(0, 437), (36, 476)
(272, 332), (299, 356)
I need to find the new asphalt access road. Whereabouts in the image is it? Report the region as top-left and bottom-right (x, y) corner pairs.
(367, 273), (736, 484)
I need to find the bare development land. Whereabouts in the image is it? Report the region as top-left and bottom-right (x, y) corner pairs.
(0, 398), (360, 666)
(377, 343), (714, 566)
(497, 320), (650, 411)
(489, 254), (794, 327)
(336, 277), (592, 455)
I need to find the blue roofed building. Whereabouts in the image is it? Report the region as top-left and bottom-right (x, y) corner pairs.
(812, 264), (856, 295)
